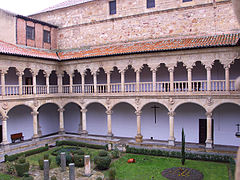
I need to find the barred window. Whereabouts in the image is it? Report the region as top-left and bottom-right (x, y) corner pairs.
(109, 1), (116, 15)
(26, 26), (35, 40)
(147, 0), (155, 8)
(43, 30), (51, 43)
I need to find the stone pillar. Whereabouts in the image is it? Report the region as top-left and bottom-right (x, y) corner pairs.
(1, 116), (9, 145)
(225, 65), (230, 91)
(107, 71), (111, 93)
(135, 110), (143, 143)
(169, 67), (174, 92)
(69, 163), (75, 180)
(187, 67), (192, 92)
(44, 160), (49, 180)
(121, 70), (125, 93)
(31, 110), (39, 139)
(206, 66), (211, 92)
(45, 73), (50, 94)
(205, 112), (213, 149)
(69, 73), (73, 93)
(168, 111), (175, 146)
(84, 155), (91, 176)
(58, 108), (65, 134)
(32, 72), (37, 95)
(81, 72), (85, 94)
(17, 71), (23, 95)
(136, 69), (140, 92)
(81, 108), (88, 134)
(1, 71), (6, 96)
(93, 72), (97, 93)
(152, 69), (156, 92)
(57, 73), (63, 93)
(235, 147), (240, 180)
(106, 109), (113, 137)
(61, 152), (66, 172)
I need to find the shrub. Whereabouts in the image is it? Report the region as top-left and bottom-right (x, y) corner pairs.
(71, 149), (84, 156)
(73, 155), (84, 167)
(56, 140), (107, 150)
(111, 149), (120, 159)
(38, 154), (52, 170)
(94, 155), (111, 170)
(229, 157), (236, 179)
(22, 173), (34, 180)
(98, 150), (108, 157)
(109, 168), (116, 180)
(96, 177), (102, 180)
(5, 161), (15, 175)
(14, 157), (30, 177)
(51, 175), (57, 180)
(56, 153), (73, 166)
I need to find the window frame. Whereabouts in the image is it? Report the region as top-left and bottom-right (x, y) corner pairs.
(109, 0), (116, 15)
(43, 30), (51, 44)
(147, 0), (155, 9)
(26, 26), (35, 40)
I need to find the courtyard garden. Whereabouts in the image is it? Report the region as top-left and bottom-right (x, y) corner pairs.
(0, 140), (235, 180)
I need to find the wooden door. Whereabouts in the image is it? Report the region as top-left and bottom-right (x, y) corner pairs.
(199, 119), (207, 144)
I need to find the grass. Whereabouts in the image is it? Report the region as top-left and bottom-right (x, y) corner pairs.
(108, 153), (229, 180)
(0, 173), (20, 180)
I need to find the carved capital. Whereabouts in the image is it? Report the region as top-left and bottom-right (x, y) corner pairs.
(224, 64), (230, 69)
(0, 69), (8, 75)
(205, 66), (212, 71)
(135, 110), (142, 116)
(16, 71), (24, 77)
(168, 111), (176, 117)
(81, 108), (87, 113)
(205, 112), (212, 118)
(58, 108), (65, 112)
(168, 67), (174, 73)
(31, 111), (39, 116)
(106, 109), (113, 115)
(1, 116), (8, 121)
(187, 67), (192, 72)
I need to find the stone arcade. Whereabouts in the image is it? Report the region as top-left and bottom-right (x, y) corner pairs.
(0, 0), (240, 160)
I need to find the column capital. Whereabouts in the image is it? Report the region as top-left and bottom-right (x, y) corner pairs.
(16, 70), (24, 77)
(224, 64), (230, 69)
(31, 111), (39, 116)
(187, 67), (192, 72)
(29, 69), (38, 76)
(205, 111), (212, 118)
(81, 108), (87, 113)
(168, 67), (174, 73)
(106, 109), (113, 115)
(0, 69), (8, 75)
(135, 110), (142, 116)
(58, 108), (65, 112)
(1, 116), (8, 121)
(151, 68), (157, 73)
(43, 71), (50, 78)
(168, 111), (176, 117)
(205, 65), (212, 71)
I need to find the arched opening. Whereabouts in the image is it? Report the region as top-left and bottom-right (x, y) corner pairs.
(174, 103), (206, 143)
(73, 70), (82, 93)
(63, 103), (81, 134)
(140, 64), (152, 92)
(38, 103), (59, 136)
(85, 69), (94, 93)
(110, 66), (121, 93)
(23, 68), (33, 95)
(156, 63), (169, 92)
(86, 103), (107, 135)
(5, 67), (19, 95)
(36, 70), (47, 94)
(125, 65), (136, 92)
(112, 102), (136, 138)
(174, 62), (187, 92)
(97, 68), (107, 93)
(212, 103), (240, 146)
(192, 61), (207, 91)
(49, 71), (58, 94)
(141, 102), (168, 140)
(230, 59), (240, 90)
(211, 60), (225, 91)
(7, 105), (33, 143)
(63, 71), (70, 93)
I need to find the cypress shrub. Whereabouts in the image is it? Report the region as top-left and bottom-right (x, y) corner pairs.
(181, 128), (186, 165)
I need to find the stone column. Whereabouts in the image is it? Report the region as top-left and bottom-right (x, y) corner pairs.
(121, 70), (125, 93)
(136, 69), (140, 92)
(58, 108), (65, 134)
(31, 110), (39, 139)
(225, 65), (230, 91)
(187, 67), (192, 92)
(205, 112), (213, 149)
(45, 73), (49, 94)
(17, 71), (23, 95)
(152, 68), (156, 92)
(57, 73), (63, 93)
(93, 72), (97, 93)
(168, 111), (175, 146)
(135, 110), (143, 143)
(81, 108), (88, 134)
(206, 66), (211, 92)
(106, 109), (113, 137)
(1, 71), (6, 96)
(84, 155), (91, 176)
(107, 71), (111, 93)
(81, 72), (85, 94)
(69, 163), (75, 180)
(169, 67), (174, 92)
(1, 116), (9, 145)
(32, 72), (37, 95)
(44, 160), (49, 180)
(61, 152), (66, 171)
(69, 73), (73, 93)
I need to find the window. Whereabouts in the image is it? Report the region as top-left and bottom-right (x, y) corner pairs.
(26, 26), (35, 40)
(43, 30), (51, 43)
(147, 0), (155, 8)
(183, 0), (192, 2)
(109, 1), (116, 15)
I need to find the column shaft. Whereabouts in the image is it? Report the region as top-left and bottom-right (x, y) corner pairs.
(58, 74), (63, 93)
(18, 73), (23, 95)
(187, 68), (192, 92)
(207, 67), (211, 91)
(32, 111), (39, 138)
(106, 110), (113, 136)
(169, 68), (174, 92)
(93, 73), (97, 93)
(1, 116), (9, 144)
(135, 111), (143, 143)
(152, 69), (156, 92)
(225, 67), (230, 91)
(81, 73), (85, 94)
(107, 72), (111, 93)
(69, 74), (73, 93)
(58, 108), (65, 133)
(168, 111), (175, 146)
(81, 109), (88, 134)
(121, 71), (125, 93)
(1, 72), (5, 96)
(46, 75), (49, 94)
(205, 112), (213, 148)
(136, 70), (140, 92)
(33, 74), (37, 95)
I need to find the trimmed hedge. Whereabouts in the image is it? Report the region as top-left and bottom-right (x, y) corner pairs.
(5, 146), (49, 162)
(56, 140), (107, 150)
(126, 146), (233, 163)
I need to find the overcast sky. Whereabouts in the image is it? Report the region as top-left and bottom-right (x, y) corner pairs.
(1, 0), (66, 16)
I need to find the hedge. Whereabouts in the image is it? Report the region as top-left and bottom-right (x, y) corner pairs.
(56, 140), (107, 150)
(126, 146), (234, 163)
(5, 145), (49, 162)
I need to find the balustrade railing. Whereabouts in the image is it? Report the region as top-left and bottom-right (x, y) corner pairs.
(5, 85), (19, 95)
(62, 85), (70, 93)
(110, 83), (121, 93)
(211, 80), (225, 91)
(139, 82), (153, 92)
(174, 81), (188, 92)
(22, 85), (33, 95)
(125, 83), (136, 92)
(97, 84), (107, 93)
(72, 84), (82, 93)
(0, 85), (1, 95)
(85, 84), (94, 93)
(230, 80), (236, 91)
(192, 80), (207, 92)
(36, 85), (47, 94)
(156, 82), (170, 92)
(49, 85), (58, 94)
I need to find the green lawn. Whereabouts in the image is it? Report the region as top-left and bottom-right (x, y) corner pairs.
(109, 153), (229, 180)
(0, 173), (20, 180)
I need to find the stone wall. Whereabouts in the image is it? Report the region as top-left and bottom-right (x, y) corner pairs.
(30, 0), (240, 49)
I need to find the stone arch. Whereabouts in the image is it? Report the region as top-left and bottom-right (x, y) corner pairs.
(38, 102), (60, 110)
(140, 101), (169, 112)
(173, 101), (206, 112)
(211, 101), (240, 113)
(112, 101), (137, 111)
(62, 101), (82, 109)
(7, 103), (34, 115)
(85, 100), (107, 110)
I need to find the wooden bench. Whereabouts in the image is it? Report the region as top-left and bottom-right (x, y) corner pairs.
(11, 133), (24, 143)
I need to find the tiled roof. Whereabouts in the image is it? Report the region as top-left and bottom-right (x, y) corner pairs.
(0, 40), (58, 60)
(58, 33), (240, 60)
(0, 33), (239, 61)
(36, 0), (94, 14)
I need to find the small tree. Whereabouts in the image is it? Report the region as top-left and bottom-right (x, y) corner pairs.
(181, 128), (185, 165)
